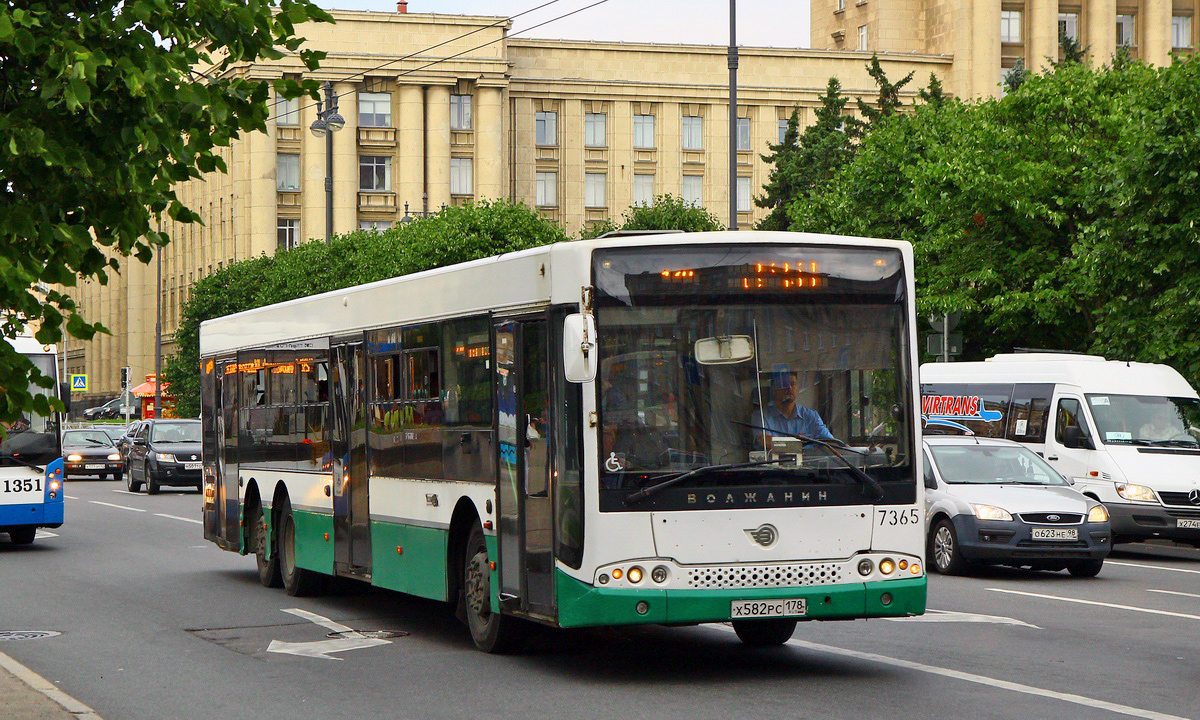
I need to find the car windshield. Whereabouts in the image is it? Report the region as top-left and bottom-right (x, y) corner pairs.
(63, 430), (113, 446)
(929, 444), (1066, 485)
(150, 422), (201, 443)
(1085, 394), (1200, 446)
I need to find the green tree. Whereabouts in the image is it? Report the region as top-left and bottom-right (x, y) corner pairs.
(165, 201), (569, 415)
(581, 194), (725, 239)
(1003, 58), (1030, 93)
(917, 73), (948, 108)
(1053, 32), (1089, 68)
(853, 53), (915, 134)
(0, 0), (330, 423)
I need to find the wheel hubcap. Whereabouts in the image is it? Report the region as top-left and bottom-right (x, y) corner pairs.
(282, 521), (296, 576)
(934, 526), (953, 569)
(466, 549), (489, 619)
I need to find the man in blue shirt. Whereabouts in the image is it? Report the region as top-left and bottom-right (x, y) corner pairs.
(761, 372), (834, 442)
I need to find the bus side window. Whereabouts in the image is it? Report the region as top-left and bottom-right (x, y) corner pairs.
(1054, 398), (1092, 442)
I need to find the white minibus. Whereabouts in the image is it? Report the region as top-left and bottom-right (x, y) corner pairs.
(921, 353), (1200, 547)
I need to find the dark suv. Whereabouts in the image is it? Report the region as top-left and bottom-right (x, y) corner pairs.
(125, 419), (202, 494)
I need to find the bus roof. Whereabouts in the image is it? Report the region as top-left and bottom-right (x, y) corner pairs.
(921, 354), (1198, 398)
(200, 231), (911, 356)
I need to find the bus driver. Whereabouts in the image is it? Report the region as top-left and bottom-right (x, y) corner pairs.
(760, 371), (834, 444)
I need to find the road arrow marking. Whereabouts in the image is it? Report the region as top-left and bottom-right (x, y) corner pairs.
(883, 609), (1040, 629)
(266, 608), (391, 661)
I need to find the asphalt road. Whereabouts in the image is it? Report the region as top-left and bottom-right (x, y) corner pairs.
(2, 480), (1197, 720)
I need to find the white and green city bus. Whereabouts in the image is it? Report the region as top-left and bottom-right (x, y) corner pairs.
(199, 231), (926, 651)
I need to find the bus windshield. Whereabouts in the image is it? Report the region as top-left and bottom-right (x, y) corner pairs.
(0, 354), (60, 466)
(1085, 394), (1200, 446)
(594, 244), (914, 510)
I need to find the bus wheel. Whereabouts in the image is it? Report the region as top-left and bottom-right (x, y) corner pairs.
(250, 501), (282, 588)
(732, 619), (797, 647)
(145, 463), (160, 495)
(279, 497), (324, 597)
(463, 524), (522, 653)
(8, 528), (35, 545)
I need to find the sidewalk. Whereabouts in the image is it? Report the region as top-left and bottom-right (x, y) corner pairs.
(0, 651), (102, 720)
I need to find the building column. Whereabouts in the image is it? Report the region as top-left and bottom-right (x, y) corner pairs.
(425, 84), (451, 212)
(246, 127), (276, 257)
(1142, 0), (1172, 66)
(397, 84), (425, 215)
(1028, 0), (1060, 71)
(1086, 0), (1117, 65)
(475, 86), (504, 200)
(332, 81), (358, 236)
(972, 0), (1002, 98)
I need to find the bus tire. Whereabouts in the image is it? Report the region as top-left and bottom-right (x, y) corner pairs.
(463, 524), (523, 653)
(1067, 559), (1103, 578)
(279, 497), (325, 597)
(8, 527), (36, 545)
(732, 618), (797, 647)
(145, 463), (160, 495)
(929, 519), (970, 575)
(250, 501), (282, 588)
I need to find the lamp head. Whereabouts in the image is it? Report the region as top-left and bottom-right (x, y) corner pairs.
(326, 112), (345, 132)
(310, 118), (328, 137)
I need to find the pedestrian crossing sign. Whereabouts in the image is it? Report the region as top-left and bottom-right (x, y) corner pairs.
(70, 374), (88, 392)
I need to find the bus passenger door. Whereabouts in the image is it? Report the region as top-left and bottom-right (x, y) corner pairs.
(333, 343), (372, 578)
(220, 361), (240, 545)
(494, 319), (555, 618)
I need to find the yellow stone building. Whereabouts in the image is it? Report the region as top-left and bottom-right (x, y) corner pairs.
(67, 2), (1193, 405)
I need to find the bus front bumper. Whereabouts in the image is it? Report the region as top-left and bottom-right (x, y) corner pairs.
(555, 570), (926, 629)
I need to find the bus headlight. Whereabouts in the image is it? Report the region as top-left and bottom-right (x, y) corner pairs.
(1116, 484), (1156, 503)
(972, 504), (1013, 521)
(879, 558), (896, 575)
(66, 454), (82, 462)
(651, 565), (669, 583)
(627, 566), (644, 584)
(1088, 505), (1110, 523)
(857, 559), (874, 576)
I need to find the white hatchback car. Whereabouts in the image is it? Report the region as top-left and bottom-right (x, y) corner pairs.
(923, 436), (1112, 577)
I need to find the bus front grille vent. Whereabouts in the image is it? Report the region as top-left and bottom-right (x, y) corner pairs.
(685, 563), (843, 589)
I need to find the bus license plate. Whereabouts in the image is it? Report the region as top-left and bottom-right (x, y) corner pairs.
(1178, 519), (1200, 529)
(184, 462), (202, 471)
(731, 598), (807, 619)
(1031, 527), (1078, 540)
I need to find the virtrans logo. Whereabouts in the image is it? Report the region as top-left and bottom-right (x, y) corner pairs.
(921, 395), (1003, 433)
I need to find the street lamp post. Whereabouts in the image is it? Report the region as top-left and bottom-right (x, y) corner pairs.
(309, 81), (346, 244)
(728, 0), (739, 231)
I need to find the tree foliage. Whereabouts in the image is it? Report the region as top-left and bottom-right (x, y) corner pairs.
(788, 56), (1200, 384)
(164, 201), (570, 415)
(0, 0), (330, 423)
(852, 54), (915, 135)
(581, 194), (725, 239)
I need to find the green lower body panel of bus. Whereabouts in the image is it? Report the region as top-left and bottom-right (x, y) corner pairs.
(370, 520), (450, 601)
(290, 509), (335, 574)
(555, 571), (926, 628)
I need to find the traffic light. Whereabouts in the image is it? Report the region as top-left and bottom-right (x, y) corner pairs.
(120, 366), (132, 389)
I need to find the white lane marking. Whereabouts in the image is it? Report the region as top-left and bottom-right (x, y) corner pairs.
(267, 608), (391, 661)
(989, 588), (1200, 621)
(155, 513), (202, 525)
(883, 609), (1040, 629)
(64, 495), (79, 500)
(1107, 560), (1200, 575)
(34, 530), (58, 539)
(710, 626), (1188, 720)
(1147, 589), (1200, 599)
(88, 500), (145, 512)
(112, 490), (140, 496)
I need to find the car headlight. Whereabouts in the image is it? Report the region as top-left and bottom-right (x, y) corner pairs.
(66, 453), (82, 462)
(1116, 483), (1157, 502)
(1087, 505), (1110, 523)
(107, 453), (121, 461)
(972, 504), (1013, 521)
(154, 452), (175, 463)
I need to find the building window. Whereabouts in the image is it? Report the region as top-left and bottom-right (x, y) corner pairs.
(359, 220), (391, 232)
(536, 171), (557, 207)
(777, 118), (790, 144)
(1172, 15), (1191, 48)
(359, 92), (392, 127)
(535, 111), (557, 146)
(634, 114), (656, 148)
(736, 176), (751, 212)
(1058, 12), (1079, 42)
(682, 115), (703, 151)
(633, 173), (654, 206)
(359, 156), (392, 191)
(275, 94), (299, 126)
(585, 172), (606, 208)
(585, 113), (607, 147)
(682, 175), (703, 206)
(276, 153), (300, 191)
(277, 218), (298, 250)
(858, 25), (867, 50)
(1116, 15), (1135, 46)
(450, 157), (473, 195)
(736, 117), (751, 151)
(450, 94), (472, 131)
(1000, 10), (1022, 43)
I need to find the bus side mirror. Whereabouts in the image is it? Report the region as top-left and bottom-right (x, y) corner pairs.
(562, 313), (597, 384)
(1062, 425), (1094, 450)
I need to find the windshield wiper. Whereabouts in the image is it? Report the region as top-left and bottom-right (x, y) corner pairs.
(733, 421), (886, 502)
(0, 456), (45, 473)
(624, 459), (785, 506)
(82, 438), (112, 446)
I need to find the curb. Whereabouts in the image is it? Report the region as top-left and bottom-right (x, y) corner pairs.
(0, 649), (104, 720)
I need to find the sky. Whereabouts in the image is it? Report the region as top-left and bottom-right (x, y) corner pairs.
(318, 0), (812, 49)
